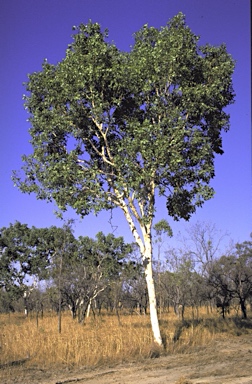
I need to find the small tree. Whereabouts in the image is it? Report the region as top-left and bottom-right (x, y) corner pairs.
(162, 249), (196, 319)
(14, 14), (235, 345)
(0, 222), (52, 293)
(181, 222), (230, 276)
(60, 232), (131, 322)
(208, 237), (252, 319)
(233, 238), (252, 318)
(153, 220), (173, 313)
(0, 288), (16, 313)
(50, 222), (77, 332)
(208, 256), (234, 318)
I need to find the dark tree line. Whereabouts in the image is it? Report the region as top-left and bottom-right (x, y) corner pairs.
(1, 222), (251, 320)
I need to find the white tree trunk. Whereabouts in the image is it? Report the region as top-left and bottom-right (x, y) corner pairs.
(86, 300), (91, 319)
(119, 197), (163, 346)
(143, 233), (163, 346)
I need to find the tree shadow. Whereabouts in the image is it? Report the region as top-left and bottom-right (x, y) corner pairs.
(232, 317), (252, 330)
(173, 319), (202, 342)
(173, 317), (252, 343)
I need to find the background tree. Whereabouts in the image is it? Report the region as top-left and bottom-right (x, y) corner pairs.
(153, 220), (173, 313)
(122, 269), (148, 315)
(208, 238), (252, 319)
(49, 221), (77, 332)
(57, 232), (132, 322)
(0, 222), (51, 295)
(0, 222), (77, 323)
(0, 288), (16, 313)
(98, 246), (142, 318)
(13, 14), (235, 345)
(207, 255), (234, 318)
(0, 222), (31, 293)
(175, 222), (232, 314)
(232, 238), (252, 318)
(180, 221), (230, 276)
(162, 249), (197, 319)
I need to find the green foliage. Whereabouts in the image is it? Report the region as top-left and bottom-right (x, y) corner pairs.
(76, 231), (132, 280)
(13, 13), (235, 226)
(154, 219), (173, 238)
(161, 249), (200, 308)
(0, 222), (45, 291)
(0, 221), (134, 315)
(208, 237), (252, 318)
(0, 222), (76, 293)
(49, 230), (133, 321)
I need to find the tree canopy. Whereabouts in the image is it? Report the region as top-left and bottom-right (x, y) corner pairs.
(0, 221), (76, 291)
(14, 13), (235, 226)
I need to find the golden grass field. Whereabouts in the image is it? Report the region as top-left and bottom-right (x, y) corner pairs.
(1, 305), (251, 371)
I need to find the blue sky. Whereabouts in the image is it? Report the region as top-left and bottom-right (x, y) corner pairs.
(0, 0), (251, 253)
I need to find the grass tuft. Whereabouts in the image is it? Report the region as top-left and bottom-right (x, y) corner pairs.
(175, 377), (193, 384)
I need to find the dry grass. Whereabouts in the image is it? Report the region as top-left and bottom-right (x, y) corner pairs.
(0, 306), (252, 372)
(0, 312), (154, 368)
(175, 378), (193, 384)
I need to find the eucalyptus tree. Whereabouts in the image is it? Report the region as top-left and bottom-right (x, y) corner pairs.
(0, 221), (77, 320)
(153, 220), (173, 313)
(208, 255), (236, 318)
(207, 237), (252, 319)
(48, 222), (77, 332)
(233, 238), (252, 318)
(180, 222), (230, 277)
(70, 232), (131, 322)
(0, 222), (50, 292)
(0, 288), (15, 313)
(121, 263), (148, 315)
(161, 249), (196, 318)
(14, 14), (235, 345)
